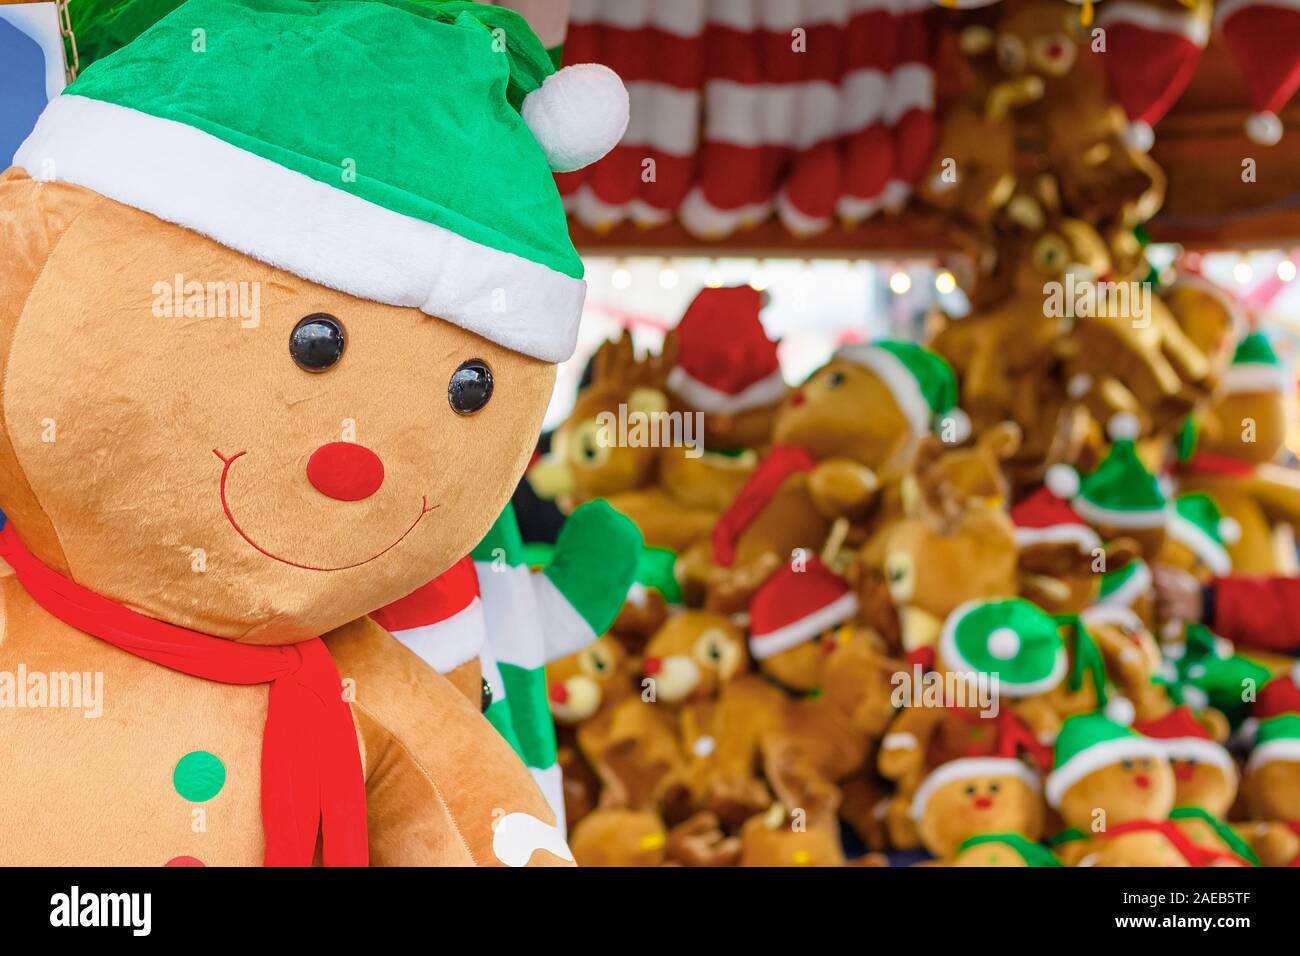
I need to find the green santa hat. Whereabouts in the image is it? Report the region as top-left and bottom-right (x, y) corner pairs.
(941, 598), (1123, 712)
(1096, 557), (1152, 609)
(1045, 713), (1166, 808)
(1222, 332), (1291, 395)
(939, 598), (1069, 698)
(1168, 493), (1240, 577)
(1046, 414), (1168, 530)
(1156, 623), (1270, 729)
(15, 0), (629, 363)
(1246, 714), (1300, 772)
(833, 340), (970, 443)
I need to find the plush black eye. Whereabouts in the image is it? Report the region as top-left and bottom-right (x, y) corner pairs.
(480, 677), (493, 713)
(290, 313), (345, 371)
(448, 359), (494, 416)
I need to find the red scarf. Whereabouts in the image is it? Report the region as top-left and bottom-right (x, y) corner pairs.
(1104, 819), (1248, 867)
(0, 519), (367, 866)
(1179, 451), (1255, 478)
(712, 444), (817, 566)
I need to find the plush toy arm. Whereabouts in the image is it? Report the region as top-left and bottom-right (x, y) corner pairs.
(325, 617), (573, 866)
(1247, 464), (1300, 531)
(1010, 697), (1063, 744)
(807, 458), (880, 520)
(877, 707), (942, 786)
(1232, 822), (1300, 868)
(534, 499), (642, 663)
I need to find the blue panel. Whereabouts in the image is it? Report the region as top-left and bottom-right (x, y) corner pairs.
(0, 17), (53, 168)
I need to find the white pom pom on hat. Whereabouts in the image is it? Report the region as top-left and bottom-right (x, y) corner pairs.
(1219, 516), (1242, 545)
(1105, 695), (1136, 727)
(1046, 463), (1080, 499)
(987, 627), (1022, 661)
(1107, 412), (1141, 442)
(522, 63), (630, 173)
(939, 408), (972, 445)
(1123, 121), (1155, 153)
(1246, 111), (1284, 147)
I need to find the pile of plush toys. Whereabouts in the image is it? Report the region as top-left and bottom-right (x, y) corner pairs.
(524, 0), (1300, 863)
(528, 272), (1300, 866)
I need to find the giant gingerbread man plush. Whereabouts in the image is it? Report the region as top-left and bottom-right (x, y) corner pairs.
(0, 0), (628, 865)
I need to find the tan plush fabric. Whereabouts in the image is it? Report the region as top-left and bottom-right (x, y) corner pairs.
(0, 170), (569, 865)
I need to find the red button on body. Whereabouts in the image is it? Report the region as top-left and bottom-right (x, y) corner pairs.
(306, 442), (385, 501)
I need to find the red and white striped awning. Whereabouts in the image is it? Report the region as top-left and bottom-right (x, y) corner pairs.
(556, 0), (941, 239)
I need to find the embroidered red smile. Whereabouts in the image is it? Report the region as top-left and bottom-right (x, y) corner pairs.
(214, 449), (434, 571)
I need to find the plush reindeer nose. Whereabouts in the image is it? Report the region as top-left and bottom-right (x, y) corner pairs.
(642, 656), (662, 676)
(306, 442), (385, 501)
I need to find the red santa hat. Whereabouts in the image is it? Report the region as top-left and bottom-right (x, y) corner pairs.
(1253, 662), (1300, 719)
(1010, 480), (1103, 553)
(1095, 1), (1210, 151)
(1216, 0), (1300, 145)
(909, 708), (1049, 821)
(666, 286), (785, 416)
(748, 555), (857, 660)
(1134, 705), (1236, 779)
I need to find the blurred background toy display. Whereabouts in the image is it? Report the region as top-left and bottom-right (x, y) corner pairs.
(512, 0), (1300, 866)
(11, 0), (1300, 867)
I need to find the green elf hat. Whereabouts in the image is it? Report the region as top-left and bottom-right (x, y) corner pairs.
(833, 340), (971, 443)
(938, 598), (1069, 699)
(1246, 714), (1300, 772)
(15, 0), (630, 363)
(1046, 414), (1168, 530)
(1169, 493), (1240, 576)
(1045, 713), (1166, 808)
(1222, 332), (1291, 395)
(1095, 557), (1152, 609)
(1157, 623), (1270, 728)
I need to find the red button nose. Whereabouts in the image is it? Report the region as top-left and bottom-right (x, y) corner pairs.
(306, 442), (385, 501)
(549, 683), (569, 705)
(1134, 774), (1151, 789)
(643, 656), (662, 676)
(974, 796), (993, 809)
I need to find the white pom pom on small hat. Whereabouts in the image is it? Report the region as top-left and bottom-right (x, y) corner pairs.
(1123, 121), (1155, 153)
(522, 63), (630, 173)
(1246, 111), (1284, 147)
(1046, 463), (1080, 499)
(1107, 412), (1141, 442)
(987, 627), (1022, 661)
(1105, 695), (1136, 727)
(939, 408), (972, 445)
(1218, 516), (1242, 545)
